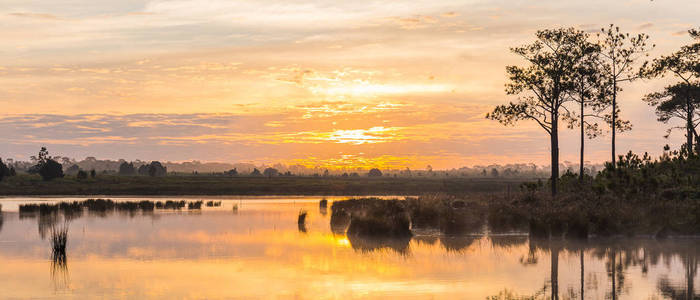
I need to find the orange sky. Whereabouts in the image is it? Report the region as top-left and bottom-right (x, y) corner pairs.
(0, 0), (698, 169)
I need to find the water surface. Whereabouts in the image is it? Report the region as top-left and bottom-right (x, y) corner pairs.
(0, 196), (697, 299)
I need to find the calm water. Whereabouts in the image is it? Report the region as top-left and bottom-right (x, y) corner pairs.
(0, 196), (697, 299)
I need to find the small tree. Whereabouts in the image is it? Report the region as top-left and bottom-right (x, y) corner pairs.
(39, 159), (64, 181)
(562, 38), (614, 181)
(487, 28), (591, 196)
(263, 167), (279, 178)
(597, 24), (653, 166)
(644, 28), (699, 153)
(148, 161), (167, 177)
(368, 168), (382, 177)
(65, 164), (80, 176)
(77, 170), (88, 180)
(643, 83), (700, 150)
(137, 164), (149, 176)
(0, 159), (8, 182)
(118, 162), (137, 176)
(250, 168), (262, 176)
(225, 168), (238, 176)
(90, 169), (96, 178)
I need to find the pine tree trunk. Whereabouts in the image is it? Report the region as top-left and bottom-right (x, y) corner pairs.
(687, 98), (694, 155)
(551, 111), (559, 196)
(611, 80), (617, 168)
(580, 99), (585, 182)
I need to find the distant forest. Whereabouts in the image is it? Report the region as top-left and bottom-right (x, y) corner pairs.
(0, 148), (602, 178)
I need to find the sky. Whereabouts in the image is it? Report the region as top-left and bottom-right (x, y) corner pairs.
(0, 0), (698, 169)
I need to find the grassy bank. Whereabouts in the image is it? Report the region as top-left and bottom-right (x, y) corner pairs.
(0, 174), (528, 196)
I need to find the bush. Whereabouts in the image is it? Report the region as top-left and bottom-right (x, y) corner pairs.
(76, 170), (88, 180)
(39, 159), (64, 181)
(367, 168), (382, 177)
(118, 162), (136, 175)
(148, 161), (167, 177)
(0, 159), (8, 181)
(263, 167), (279, 178)
(332, 198), (411, 238)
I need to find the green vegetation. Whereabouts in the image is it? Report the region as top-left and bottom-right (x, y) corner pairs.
(331, 196), (486, 238)
(494, 150), (700, 238)
(19, 199), (208, 218)
(0, 174), (525, 195)
(50, 223), (68, 267)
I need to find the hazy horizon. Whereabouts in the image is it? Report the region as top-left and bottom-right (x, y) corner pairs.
(2, 0), (699, 169)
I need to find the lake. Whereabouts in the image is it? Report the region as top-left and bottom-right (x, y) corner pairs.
(0, 196), (697, 299)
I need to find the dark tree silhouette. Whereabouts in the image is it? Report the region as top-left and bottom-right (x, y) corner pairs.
(147, 161), (167, 177)
(224, 168), (238, 176)
(65, 164), (79, 176)
(0, 158), (8, 182)
(137, 164), (149, 176)
(263, 167), (279, 178)
(250, 168), (262, 176)
(643, 83), (700, 150)
(77, 170), (88, 180)
(487, 28), (591, 196)
(562, 37), (611, 181)
(367, 168), (382, 177)
(597, 24), (653, 167)
(644, 28), (699, 153)
(118, 162), (137, 176)
(39, 159), (64, 181)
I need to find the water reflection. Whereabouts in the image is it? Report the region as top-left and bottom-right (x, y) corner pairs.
(0, 197), (696, 299)
(347, 235), (411, 254)
(50, 222), (69, 290)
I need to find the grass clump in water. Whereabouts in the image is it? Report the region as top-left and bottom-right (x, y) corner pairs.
(188, 201), (203, 210)
(406, 194), (486, 234)
(333, 198), (412, 238)
(206, 200), (222, 207)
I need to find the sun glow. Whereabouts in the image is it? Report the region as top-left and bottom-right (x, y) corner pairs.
(326, 127), (395, 145)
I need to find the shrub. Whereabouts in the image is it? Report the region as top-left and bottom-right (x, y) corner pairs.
(118, 162), (136, 175)
(367, 168), (382, 177)
(39, 159), (64, 181)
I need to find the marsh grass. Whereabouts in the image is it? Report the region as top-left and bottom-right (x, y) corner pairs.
(331, 196), (485, 238)
(332, 198), (412, 238)
(0, 174), (526, 196)
(19, 199), (209, 223)
(50, 223), (68, 265)
(188, 201), (203, 210)
(298, 210), (308, 232)
(298, 210), (307, 225)
(406, 194), (487, 234)
(49, 222), (69, 290)
(206, 200), (222, 207)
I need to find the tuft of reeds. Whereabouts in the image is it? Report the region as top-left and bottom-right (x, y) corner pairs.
(206, 200), (222, 207)
(163, 200), (186, 210)
(298, 210), (307, 226)
(188, 201), (203, 210)
(50, 223), (68, 262)
(319, 198), (328, 208)
(332, 198), (412, 238)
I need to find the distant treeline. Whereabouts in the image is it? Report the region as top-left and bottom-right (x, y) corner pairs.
(1, 147), (603, 180)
